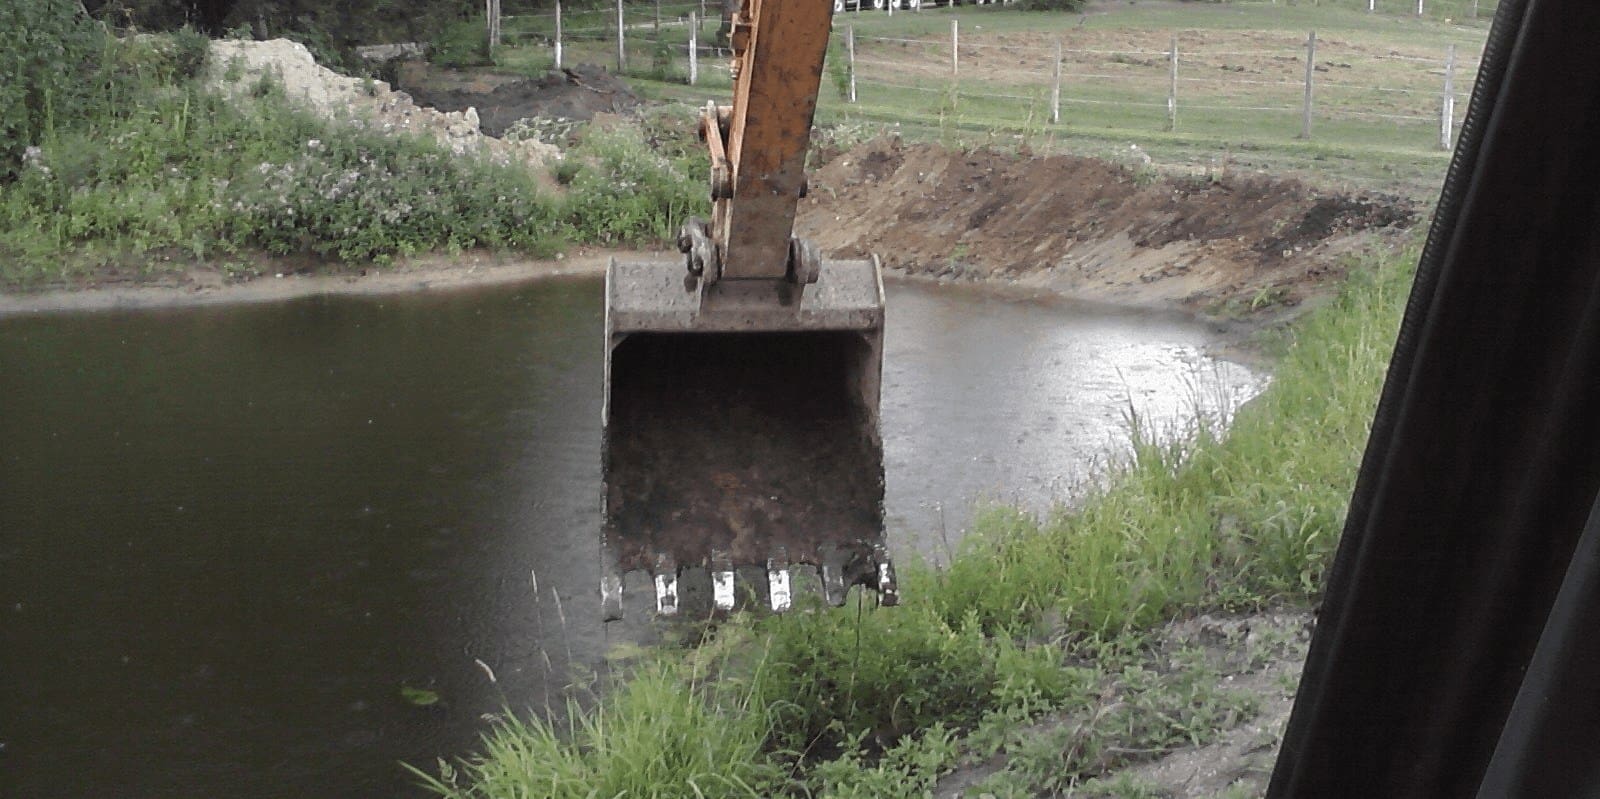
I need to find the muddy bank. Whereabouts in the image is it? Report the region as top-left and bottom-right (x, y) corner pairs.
(798, 137), (1418, 318)
(0, 252), (614, 318)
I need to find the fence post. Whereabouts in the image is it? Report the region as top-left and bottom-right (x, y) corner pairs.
(1415, 0), (1424, 16)
(1440, 43), (1456, 150)
(486, 0), (500, 51)
(1300, 30), (1316, 139)
(1367, 0), (1374, 12)
(653, 0), (663, 74)
(1167, 34), (1178, 131)
(1471, 0), (1479, 18)
(1051, 39), (1062, 125)
(847, 25), (857, 103)
(951, 19), (959, 79)
(688, 12), (698, 84)
(554, 0), (564, 69)
(616, 0), (627, 72)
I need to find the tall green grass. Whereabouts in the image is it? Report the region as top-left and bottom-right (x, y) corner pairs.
(413, 662), (784, 798)
(427, 242), (1417, 796)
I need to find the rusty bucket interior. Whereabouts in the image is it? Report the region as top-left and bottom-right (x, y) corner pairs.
(600, 256), (896, 619)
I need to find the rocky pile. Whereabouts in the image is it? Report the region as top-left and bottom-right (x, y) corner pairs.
(206, 39), (561, 171)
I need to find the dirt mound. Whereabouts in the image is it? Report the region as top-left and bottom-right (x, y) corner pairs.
(404, 64), (641, 137)
(797, 138), (1417, 315)
(206, 39), (560, 170)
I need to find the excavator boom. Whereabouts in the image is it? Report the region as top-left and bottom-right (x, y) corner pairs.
(600, 0), (895, 620)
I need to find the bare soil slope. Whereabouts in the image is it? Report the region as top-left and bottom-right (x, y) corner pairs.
(798, 137), (1416, 316)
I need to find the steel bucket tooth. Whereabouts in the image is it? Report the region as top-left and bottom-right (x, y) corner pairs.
(600, 256), (896, 620)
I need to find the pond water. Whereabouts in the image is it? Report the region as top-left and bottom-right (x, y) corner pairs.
(0, 276), (1258, 797)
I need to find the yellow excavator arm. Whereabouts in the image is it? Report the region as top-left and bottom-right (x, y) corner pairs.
(600, 0), (894, 620)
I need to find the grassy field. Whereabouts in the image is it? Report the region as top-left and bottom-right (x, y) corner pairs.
(492, 0), (1489, 195)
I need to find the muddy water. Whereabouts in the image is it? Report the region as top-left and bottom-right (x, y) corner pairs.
(0, 277), (1257, 798)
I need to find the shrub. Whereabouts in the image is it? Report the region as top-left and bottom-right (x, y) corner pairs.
(0, 1), (112, 176)
(562, 123), (708, 245)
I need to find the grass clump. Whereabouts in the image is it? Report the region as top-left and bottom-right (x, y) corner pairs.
(416, 661), (783, 799)
(426, 243), (1416, 795)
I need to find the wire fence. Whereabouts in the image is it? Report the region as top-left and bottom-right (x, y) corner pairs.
(484, 1), (1487, 152)
(842, 24), (1478, 150)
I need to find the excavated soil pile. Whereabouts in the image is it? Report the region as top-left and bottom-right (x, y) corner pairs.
(404, 64), (641, 136)
(797, 138), (1416, 314)
(207, 40), (560, 170)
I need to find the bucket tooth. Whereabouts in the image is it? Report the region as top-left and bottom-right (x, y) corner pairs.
(820, 547), (849, 607)
(601, 554), (624, 621)
(712, 552), (737, 611)
(768, 550), (793, 612)
(654, 554), (680, 616)
(875, 545), (899, 607)
(601, 256), (893, 618)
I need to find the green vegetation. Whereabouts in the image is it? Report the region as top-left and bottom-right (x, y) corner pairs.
(423, 243), (1416, 796)
(0, 3), (706, 285)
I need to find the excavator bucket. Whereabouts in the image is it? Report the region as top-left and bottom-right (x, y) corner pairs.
(600, 255), (897, 620)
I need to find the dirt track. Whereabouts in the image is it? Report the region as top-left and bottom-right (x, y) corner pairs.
(798, 137), (1416, 316)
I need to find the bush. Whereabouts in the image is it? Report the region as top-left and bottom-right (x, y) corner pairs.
(0, 1), (112, 176)
(222, 127), (562, 262)
(562, 123), (708, 245)
(431, 15), (492, 68)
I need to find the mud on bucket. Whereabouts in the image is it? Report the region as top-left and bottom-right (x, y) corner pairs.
(600, 256), (897, 620)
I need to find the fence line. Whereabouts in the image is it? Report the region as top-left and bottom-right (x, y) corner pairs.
(484, 3), (1480, 152)
(840, 25), (1473, 149)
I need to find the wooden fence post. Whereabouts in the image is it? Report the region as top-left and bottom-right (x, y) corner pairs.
(1300, 30), (1316, 139)
(1440, 44), (1456, 150)
(689, 12), (698, 84)
(1051, 39), (1062, 124)
(554, 0), (564, 69)
(616, 0), (627, 72)
(847, 25), (857, 103)
(951, 19), (959, 79)
(486, 0), (501, 51)
(1167, 34), (1178, 131)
